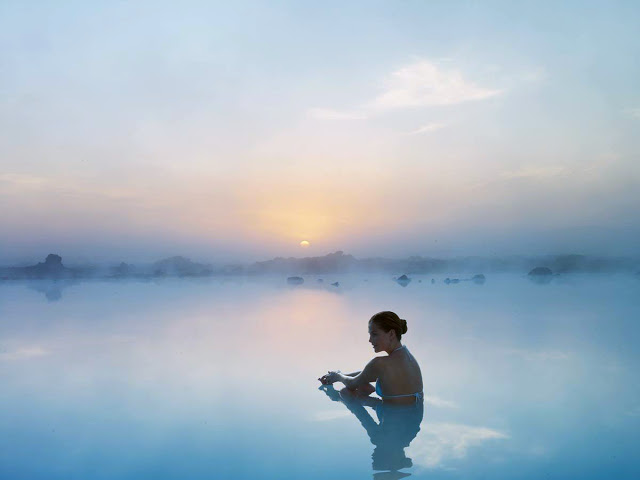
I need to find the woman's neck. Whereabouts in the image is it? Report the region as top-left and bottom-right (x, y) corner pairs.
(386, 342), (403, 355)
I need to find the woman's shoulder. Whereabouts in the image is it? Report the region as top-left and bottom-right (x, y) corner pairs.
(371, 355), (391, 371)
(365, 355), (388, 371)
(361, 356), (386, 381)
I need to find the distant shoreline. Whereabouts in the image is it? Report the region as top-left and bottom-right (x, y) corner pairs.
(1, 251), (639, 281)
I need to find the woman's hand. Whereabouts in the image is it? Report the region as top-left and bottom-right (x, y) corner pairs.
(318, 370), (341, 385)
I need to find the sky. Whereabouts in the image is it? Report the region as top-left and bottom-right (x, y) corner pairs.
(1, 1), (639, 264)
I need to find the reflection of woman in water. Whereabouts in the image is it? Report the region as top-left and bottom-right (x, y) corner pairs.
(319, 382), (423, 478)
(318, 311), (424, 405)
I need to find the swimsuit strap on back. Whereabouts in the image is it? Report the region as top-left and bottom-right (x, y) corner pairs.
(376, 380), (424, 401)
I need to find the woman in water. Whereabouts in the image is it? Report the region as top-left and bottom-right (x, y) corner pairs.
(319, 311), (423, 405)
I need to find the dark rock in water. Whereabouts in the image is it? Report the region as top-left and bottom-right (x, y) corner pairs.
(445, 278), (450, 284)
(528, 267), (553, 284)
(431, 279), (435, 284)
(472, 274), (486, 284)
(444, 278), (460, 284)
(450, 278), (460, 284)
(317, 278), (324, 283)
(396, 274), (411, 287)
(418, 279), (422, 283)
(528, 267), (553, 276)
(331, 281), (340, 287)
(287, 276), (304, 285)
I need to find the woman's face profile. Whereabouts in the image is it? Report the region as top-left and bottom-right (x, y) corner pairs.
(368, 321), (393, 353)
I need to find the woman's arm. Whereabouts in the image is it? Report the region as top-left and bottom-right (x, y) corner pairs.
(319, 370), (362, 384)
(325, 358), (380, 389)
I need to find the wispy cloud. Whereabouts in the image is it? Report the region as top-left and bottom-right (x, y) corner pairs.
(623, 107), (640, 119)
(425, 394), (458, 408)
(520, 67), (548, 84)
(404, 122), (448, 135)
(307, 108), (367, 120)
(500, 165), (568, 180)
(0, 172), (141, 201)
(310, 59), (501, 121)
(408, 422), (508, 468)
(0, 346), (50, 361)
(0, 173), (51, 188)
(369, 59), (502, 110)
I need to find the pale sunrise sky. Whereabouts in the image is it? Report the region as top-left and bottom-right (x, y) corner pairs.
(1, 1), (639, 263)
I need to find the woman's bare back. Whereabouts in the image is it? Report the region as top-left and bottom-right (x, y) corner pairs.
(376, 346), (423, 402)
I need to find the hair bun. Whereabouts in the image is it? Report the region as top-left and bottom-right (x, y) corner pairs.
(370, 311), (408, 339)
(400, 318), (408, 334)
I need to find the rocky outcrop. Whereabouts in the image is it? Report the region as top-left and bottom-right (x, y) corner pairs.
(287, 276), (304, 285)
(8, 254), (71, 279)
(249, 251), (357, 274)
(111, 262), (134, 277)
(152, 256), (212, 277)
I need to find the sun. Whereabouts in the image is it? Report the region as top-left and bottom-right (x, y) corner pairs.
(300, 240), (310, 248)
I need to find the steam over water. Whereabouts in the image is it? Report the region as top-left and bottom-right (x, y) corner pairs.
(1, 274), (639, 479)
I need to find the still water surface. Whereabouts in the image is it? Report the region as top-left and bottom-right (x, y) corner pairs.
(1, 274), (639, 479)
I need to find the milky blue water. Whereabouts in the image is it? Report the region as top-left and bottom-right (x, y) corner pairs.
(1, 274), (639, 479)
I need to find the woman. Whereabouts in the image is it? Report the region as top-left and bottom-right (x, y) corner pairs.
(319, 311), (424, 405)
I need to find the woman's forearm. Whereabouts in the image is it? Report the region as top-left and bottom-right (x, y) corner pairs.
(338, 373), (358, 389)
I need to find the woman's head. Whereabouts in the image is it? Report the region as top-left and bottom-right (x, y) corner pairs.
(368, 311), (408, 352)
